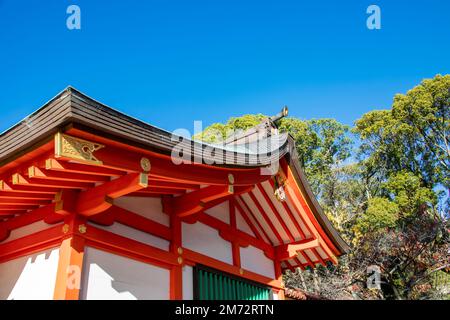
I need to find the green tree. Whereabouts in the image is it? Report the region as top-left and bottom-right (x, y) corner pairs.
(193, 114), (266, 143)
(355, 74), (450, 192)
(194, 74), (450, 300)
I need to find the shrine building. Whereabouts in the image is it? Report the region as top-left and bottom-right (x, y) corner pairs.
(0, 87), (349, 300)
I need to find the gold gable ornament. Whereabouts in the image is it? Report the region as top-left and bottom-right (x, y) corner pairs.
(55, 132), (104, 165)
(273, 174), (286, 202)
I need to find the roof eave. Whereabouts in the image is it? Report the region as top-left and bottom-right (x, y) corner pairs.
(285, 135), (350, 255)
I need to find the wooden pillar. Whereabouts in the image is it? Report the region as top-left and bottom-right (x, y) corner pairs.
(53, 213), (86, 300)
(274, 259), (285, 300)
(170, 213), (183, 300)
(230, 199), (241, 267)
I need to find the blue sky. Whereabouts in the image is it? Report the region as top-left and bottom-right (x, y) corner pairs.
(0, 0), (449, 134)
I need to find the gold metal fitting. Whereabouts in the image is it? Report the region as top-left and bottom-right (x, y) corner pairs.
(140, 157), (151, 172)
(239, 268), (244, 275)
(228, 173), (235, 185)
(78, 224), (87, 234)
(177, 247), (183, 255)
(55, 132), (104, 165)
(177, 257), (183, 265)
(62, 224), (69, 234)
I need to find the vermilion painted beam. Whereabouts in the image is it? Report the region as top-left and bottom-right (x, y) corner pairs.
(169, 185), (237, 217)
(281, 261), (295, 273)
(0, 204), (39, 211)
(76, 173), (148, 216)
(147, 180), (199, 190)
(183, 248), (282, 290)
(87, 209), (116, 226)
(292, 257), (307, 271)
(0, 209), (27, 216)
(11, 173), (93, 190)
(0, 192), (55, 200)
(283, 161), (341, 257)
(274, 238), (320, 261)
(248, 191), (284, 245)
(83, 225), (179, 267)
(63, 131), (272, 186)
(268, 179), (310, 239)
(28, 166), (110, 183)
(130, 191), (184, 197)
(198, 213), (274, 257)
(54, 190), (78, 216)
(4, 204), (56, 230)
(0, 224), (63, 263)
(0, 224), (8, 242)
(234, 199), (265, 242)
(0, 180), (60, 194)
(298, 250), (315, 268)
(178, 195), (238, 224)
(0, 198), (51, 206)
(284, 186), (338, 264)
(311, 248), (326, 266)
(0, 217), (15, 222)
(137, 187), (188, 194)
(236, 195), (273, 245)
(103, 205), (172, 241)
(45, 158), (124, 177)
(256, 184), (296, 243)
(279, 199), (309, 239)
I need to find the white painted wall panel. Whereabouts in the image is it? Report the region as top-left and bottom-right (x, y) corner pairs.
(236, 197), (270, 243)
(182, 265), (193, 300)
(240, 246), (275, 279)
(115, 196), (169, 226)
(204, 201), (229, 224)
(92, 222), (170, 251)
(235, 210), (255, 237)
(0, 248), (60, 300)
(182, 222), (233, 264)
(81, 247), (170, 300)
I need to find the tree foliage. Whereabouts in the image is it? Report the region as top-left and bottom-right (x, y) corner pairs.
(194, 74), (450, 299)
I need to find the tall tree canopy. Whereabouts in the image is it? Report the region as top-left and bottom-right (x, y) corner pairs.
(194, 75), (450, 299)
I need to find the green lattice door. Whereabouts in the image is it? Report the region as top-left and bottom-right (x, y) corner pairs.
(194, 266), (272, 300)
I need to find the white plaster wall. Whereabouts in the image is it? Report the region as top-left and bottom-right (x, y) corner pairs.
(235, 211), (255, 237)
(204, 201), (229, 224)
(114, 196), (169, 227)
(0, 248), (60, 300)
(240, 245), (275, 279)
(182, 265), (193, 300)
(182, 222), (233, 264)
(93, 222), (170, 251)
(81, 247), (170, 300)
